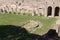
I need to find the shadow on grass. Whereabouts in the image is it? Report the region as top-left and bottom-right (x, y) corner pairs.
(0, 25), (58, 40)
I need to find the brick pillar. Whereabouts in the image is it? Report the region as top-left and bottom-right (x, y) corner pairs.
(51, 7), (55, 17)
(44, 7), (47, 17)
(59, 10), (60, 18)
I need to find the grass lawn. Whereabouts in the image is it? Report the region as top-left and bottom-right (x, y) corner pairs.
(0, 13), (57, 35)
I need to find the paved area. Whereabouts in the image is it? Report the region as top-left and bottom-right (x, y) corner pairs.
(21, 20), (39, 31)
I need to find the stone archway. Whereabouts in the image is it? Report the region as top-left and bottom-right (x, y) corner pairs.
(54, 7), (60, 16)
(47, 6), (52, 16)
(0, 9), (3, 12)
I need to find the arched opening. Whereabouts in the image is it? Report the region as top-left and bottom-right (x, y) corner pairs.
(0, 9), (3, 12)
(54, 7), (60, 16)
(4, 10), (7, 13)
(47, 6), (52, 16)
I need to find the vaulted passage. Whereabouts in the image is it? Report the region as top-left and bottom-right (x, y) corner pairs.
(54, 7), (59, 16)
(47, 6), (52, 16)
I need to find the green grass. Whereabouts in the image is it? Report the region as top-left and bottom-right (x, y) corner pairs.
(0, 13), (57, 35)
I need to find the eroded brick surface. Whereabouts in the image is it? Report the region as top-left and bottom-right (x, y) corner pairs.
(0, 0), (60, 17)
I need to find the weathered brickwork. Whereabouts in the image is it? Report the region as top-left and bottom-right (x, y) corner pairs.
(0, 0), (60, 17)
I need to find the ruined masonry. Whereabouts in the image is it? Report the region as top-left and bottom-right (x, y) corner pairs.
(0, 0), (60, 17)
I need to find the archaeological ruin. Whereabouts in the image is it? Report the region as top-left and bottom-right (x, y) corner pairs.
(0, 0), (60, 17)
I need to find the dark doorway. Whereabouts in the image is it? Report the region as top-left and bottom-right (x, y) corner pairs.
(47, 6), (52, 16)
(54, 7), (59, 16)
(1, 9), (3, 12)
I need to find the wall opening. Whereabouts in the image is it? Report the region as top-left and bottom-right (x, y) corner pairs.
(54, 7), (59, 16)
(47, 6), (52, 16)
(0, 9), (3, 12)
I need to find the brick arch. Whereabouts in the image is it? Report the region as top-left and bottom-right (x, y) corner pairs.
(54, 7), (60, 16)
(47, 6), (52, 16)
(0, 9), (3, 12)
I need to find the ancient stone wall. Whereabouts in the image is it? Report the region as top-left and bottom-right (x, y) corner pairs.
(0, 0), (60, 17)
